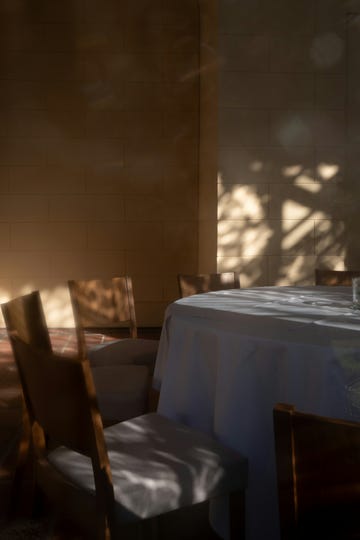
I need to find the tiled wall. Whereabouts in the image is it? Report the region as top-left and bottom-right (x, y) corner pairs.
(0, 0), (199, 326)
(217, 0), (360, 286)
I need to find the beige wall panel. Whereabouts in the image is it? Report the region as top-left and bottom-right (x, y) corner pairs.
(86, 223), (126, 250)
(319, 183), (357, 220)
(219, 0), (267, 35)
(220, 73), (314, 109)
(123, 222), (163, 251)
(218, 183), (269, 220)
(0, 0), (199, 325)
(6, 109), (86, 138)
(219, 146), (316, 185)
(315, 75), (345, 109)
(219, 34), (269, 72)
(93, 196), (125, 221)
(0, 81), (46, 109)
(124, 196), (163, 222)
(270, 35), (345, 74)
(268, 255), (317, 286)
(218, 219), (315, 257)
(49, 195), (95, 221)
(0, 223), (10, 248)
(0, 167), (10, 191)
(314, 220), (346, 257)
(45, 82), (90, 110)
(126, 251), (198, 277)
(131, 276), (164, 303)
(219, 109), (269, 146)
(218, 219), (271, 257)
(86, 167), (162, 195)
(103, 53), (164, 83)
(269, 184), (324, 221)
(0, 251), (50, 278)
(135, 302), (169, 327)
(163, 275), (181, 303)
(262, 0), (315, 35)
(9, 166), (85, 194)
(315, 0), (348, 33)
(0, 138), (47, 165)
(41, 24), (122, 53)
(270, 110), (346, 147)
(217, 255), (269, 286)
(347, 108), (360, 144)
(45, 138), (86, 166)
(85, 110), (163, 139)
(315, 147), (345, 182)
(163, 111), (198, 140)
(50, 251), (126, 279)
(163, 53), (199, 82)
(0, 195), (48, 221)
(162, 196), (198, 221)
(11, 222), (87, 250)
(314, 256), (347, 271)
(163, 222), (198, 254)
(0, 279), (13, 303)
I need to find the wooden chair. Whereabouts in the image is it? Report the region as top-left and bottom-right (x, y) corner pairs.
(314, 269), (360, 286)
(68, 277), (158, 374)
(177, 272), (240, 298)
(1, 292), (150, 426)
(10, 333), (248, 540)
(273, 403), (360, 540)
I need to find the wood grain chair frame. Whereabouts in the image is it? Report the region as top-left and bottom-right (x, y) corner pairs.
(178, 272), (240, 298)
(273, 403), (360, 540)
(2, 292), (150, 427)
(1, 291), (52, 354)
(11, 335), (248, 540)
(68, 277), (137, 358)
(68, 277), (158, 375)
(314, 269), (360, 286)
(1, 291), (50, 519)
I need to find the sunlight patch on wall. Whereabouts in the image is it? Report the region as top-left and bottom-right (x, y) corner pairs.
(274, 255), (315, 286)
(317, 162), (340, 181)
(218, 220), (272, 257)
(282, 199), (326, 220)
(218, 183), (268, 220)
(0, 289), (11, 304)
(293, 181), (322, 193)
(282, 219), (314, 251)
(41, 286), (75, 328)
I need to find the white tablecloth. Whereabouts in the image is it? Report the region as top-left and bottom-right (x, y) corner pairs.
(153, 286), (360, 540)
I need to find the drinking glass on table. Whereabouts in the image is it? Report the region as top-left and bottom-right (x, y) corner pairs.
(352, 277), (360, 309)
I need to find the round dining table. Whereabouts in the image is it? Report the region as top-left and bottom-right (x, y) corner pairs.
(153, 286), (360, 540)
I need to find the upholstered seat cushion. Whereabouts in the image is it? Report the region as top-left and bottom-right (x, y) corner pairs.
(48, 413), (247, 523)
(91, 365), (149, 424)
(88, 338), (158, 374)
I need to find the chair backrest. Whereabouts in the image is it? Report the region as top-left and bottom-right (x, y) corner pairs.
(1, 292), (53, 518)
(273, 403), (360, 540)
(1, 291), (52, 354)
(314, 269), (360, 286)
(177, 272), (240, 298)
(68, 277), (137, 357)
(10, 335), (114, 535)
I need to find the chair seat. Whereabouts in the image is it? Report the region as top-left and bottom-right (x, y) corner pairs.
(88, 338), (159, 374)
(48, 413), (247, 523)
(91, 365), (149, 424)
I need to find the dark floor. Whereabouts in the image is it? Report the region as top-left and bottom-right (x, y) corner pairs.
(0, 328), (219, 539)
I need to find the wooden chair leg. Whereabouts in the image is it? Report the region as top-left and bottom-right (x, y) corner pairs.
(140, 517), (159, 540)
(9, 411), (34, 519)
(229, 490), (246, 540)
